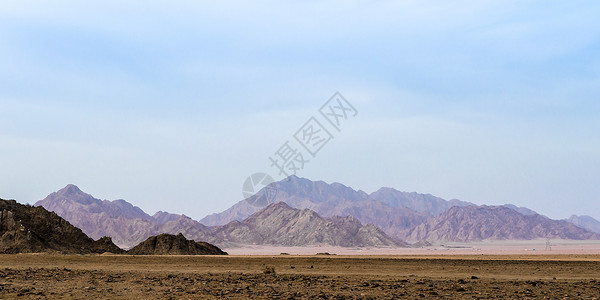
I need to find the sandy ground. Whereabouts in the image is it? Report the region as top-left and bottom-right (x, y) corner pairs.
(224, 240), (600, 255)
(2, 253), (600, 299)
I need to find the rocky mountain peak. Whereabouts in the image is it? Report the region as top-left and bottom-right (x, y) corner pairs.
(58, 184), (83, 195)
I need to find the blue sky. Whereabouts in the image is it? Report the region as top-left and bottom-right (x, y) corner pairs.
(1, 1), (599, 220)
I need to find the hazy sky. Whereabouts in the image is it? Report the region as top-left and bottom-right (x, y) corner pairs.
(1, 1), (599, 221)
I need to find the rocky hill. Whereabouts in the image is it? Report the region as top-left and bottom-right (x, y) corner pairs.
(206, 202), (403, 247)
(403, 205), (600, 242)
(0, 198), (123, 254)
(127, 233), (227, 255)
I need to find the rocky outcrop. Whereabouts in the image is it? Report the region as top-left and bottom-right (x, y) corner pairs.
(0, 199), (123, 254)
(127, 233), (227, 255)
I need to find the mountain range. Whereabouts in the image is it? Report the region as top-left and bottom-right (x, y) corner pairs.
(33, 176), (600, 248)
(200, 176), (469, 241)
(404, 205), (597, 242)
(35, 184), (400, 249)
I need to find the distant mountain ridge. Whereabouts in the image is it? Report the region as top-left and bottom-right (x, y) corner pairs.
(501, 204), (541, 217)
(200, 176), (466, 240)
(35, 185), (207, 249)
(403, 205), (599, 242)
(568, 215), (600, 234)
(369, 187), (473, 216)
(200, 176), (372, 225)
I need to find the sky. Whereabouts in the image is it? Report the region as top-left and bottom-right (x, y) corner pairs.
(1, 1), (599, 221)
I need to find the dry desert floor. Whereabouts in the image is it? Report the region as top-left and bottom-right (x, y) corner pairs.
(1, 252), (600, 299)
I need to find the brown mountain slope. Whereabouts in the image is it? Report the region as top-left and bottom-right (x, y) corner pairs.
(200, 176), (432, 241)
(127, 233), (227, 255)
(36, 184), (153, 221)
(200, 175), (371, 226)
(206, 202), (404, 247)
(0, 199), (123, 254)
(34, 185), (198, 249)
(403, 205), (600, 242)
(325, 199), (430, 241)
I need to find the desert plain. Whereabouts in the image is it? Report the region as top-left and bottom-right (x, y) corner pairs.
(2, 241), (600, 299)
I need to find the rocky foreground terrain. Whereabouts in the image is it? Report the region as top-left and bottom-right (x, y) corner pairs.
(1, 254), (600, 299)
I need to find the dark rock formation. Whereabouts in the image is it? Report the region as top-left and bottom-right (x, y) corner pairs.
(127, 233), (227, 255)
